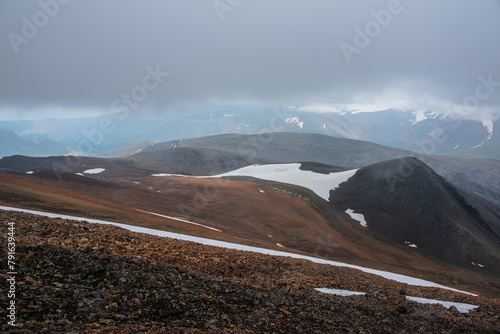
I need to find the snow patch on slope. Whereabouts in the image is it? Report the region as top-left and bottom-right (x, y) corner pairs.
(406, 296), (478, 313)
(315, 288), (365, 296)
(153, 163), (358, 201)
(285, 117), (304, 129)
(412, 110), (439, 125)
(216, 164), (358, 201)
(316, 288), (478, 313)
(472, 120), (494, 148)
(345, 209), (367, 227)
(83, 168), (105, 174)
(412, 110), (428, 124)
(482, 120), (493, 137)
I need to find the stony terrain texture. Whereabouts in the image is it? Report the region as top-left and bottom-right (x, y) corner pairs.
(1, 211), (499, 333)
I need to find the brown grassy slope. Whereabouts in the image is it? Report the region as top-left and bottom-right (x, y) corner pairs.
(114, 173), (500, 296)
(1, 171), (500, 296)
(0, 172), (237, 242)
(1, 210), (499, 333)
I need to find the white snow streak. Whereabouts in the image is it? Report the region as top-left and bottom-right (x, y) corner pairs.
(0, 206), (477, 296)
(316, 288), (478, 313)
(285, 117), (304, 129)
(472, 120), (494, 148)
(315, 288), (365, 296)
(135, 209), (222, 232)
(482, 120), (493, 137)
(406, 296), (478, 313)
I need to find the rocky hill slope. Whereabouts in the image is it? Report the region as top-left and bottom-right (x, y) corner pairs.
(1, 210), (500, 333)
(331, 157), (500, 274)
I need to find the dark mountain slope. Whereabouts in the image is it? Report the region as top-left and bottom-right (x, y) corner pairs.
(330, 157), (500, 274)
(0, 155), (155, 179)
(0, 146), (256, 178)
(421, 155), (500, 203)
(446, 119), (500, 160)
(128, 147), (258, 175)
(141, 133), (410, 168)
(141, 133), (500, 203)
(96, 140), (156, 158)
(2, 132), (500, 203)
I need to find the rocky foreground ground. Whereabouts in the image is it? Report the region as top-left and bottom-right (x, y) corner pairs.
(1, 210), (499, 333)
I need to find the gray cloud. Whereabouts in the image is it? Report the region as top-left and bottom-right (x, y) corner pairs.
(1, 0), (499, 120)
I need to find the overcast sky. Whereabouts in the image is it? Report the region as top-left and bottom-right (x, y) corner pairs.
(1, 0), (499, 120)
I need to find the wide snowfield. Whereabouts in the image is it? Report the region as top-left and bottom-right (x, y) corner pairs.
(154, 163), (358, 201)
(216, 163), (359, 201)
(0, 206), (476, 296)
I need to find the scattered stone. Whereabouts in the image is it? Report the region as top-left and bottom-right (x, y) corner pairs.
(1, 210), (499, 333)
(107, 302), (119, 313)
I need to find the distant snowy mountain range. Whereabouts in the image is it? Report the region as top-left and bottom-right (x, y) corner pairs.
(0, 107), (497, 160)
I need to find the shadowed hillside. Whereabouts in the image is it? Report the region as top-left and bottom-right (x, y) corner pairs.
(331, 157), (500, 274)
